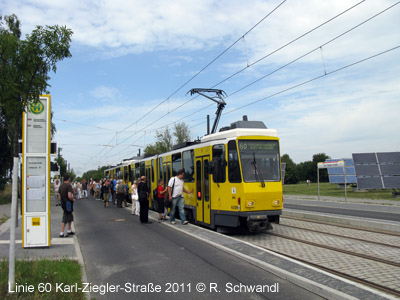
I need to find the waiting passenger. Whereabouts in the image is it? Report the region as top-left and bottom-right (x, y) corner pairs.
(102, 180), (111, 208)
(116, 180), (126, 208)
(131, 180), (139, 215)
(138, 176), (151, 224)
(156, 179), (168, 222)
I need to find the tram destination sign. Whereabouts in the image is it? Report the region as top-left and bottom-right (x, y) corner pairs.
(239, 140), (278, 151)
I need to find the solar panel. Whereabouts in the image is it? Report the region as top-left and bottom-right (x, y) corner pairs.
(343, 158), (354, 166)
(356, 177), (383, 189)
(380, 164), (400, 176)
(377, 152), (400, 164)
(326, 158), (356, 184)
(327, 168), (343, 175)
(354, 164), (380, 176)
(329, 175), (345, 184)
(327, 167), (356, 175)
(353, 153), (377, 165)
(329, 175), (357, 184)
(383, 177), (400, 189)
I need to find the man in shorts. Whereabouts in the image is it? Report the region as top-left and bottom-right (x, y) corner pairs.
(59, 174), (76, 237)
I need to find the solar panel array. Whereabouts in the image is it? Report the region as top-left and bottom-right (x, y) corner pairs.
(352, 152), (400, 189)
(326, 158), (357, 184)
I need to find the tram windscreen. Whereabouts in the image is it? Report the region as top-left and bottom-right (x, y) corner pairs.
(238, 140), (280, 182)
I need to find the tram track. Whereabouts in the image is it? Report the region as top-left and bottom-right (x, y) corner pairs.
(260, 246), (400, 299)
(230, 217), (400, 297)
(265, 231), (400, 268)
(277, 223), (400, 250)
(283, 215), (400, 237)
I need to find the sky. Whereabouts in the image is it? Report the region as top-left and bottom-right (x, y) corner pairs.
(1, 0), (400, 176)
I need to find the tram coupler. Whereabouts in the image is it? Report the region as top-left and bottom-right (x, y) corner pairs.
(247, 215), (273, 232)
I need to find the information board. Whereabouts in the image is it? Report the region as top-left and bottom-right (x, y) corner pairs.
(26, 157), (46, 212)
(22, 95), (51, 248)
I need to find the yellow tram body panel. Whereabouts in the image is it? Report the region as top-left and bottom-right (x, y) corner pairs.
(103, 119), (282, 231)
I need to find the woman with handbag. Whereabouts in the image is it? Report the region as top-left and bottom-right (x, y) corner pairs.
(131, 180), (139, 215)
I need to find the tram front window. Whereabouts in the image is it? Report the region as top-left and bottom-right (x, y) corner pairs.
(238, 140), (280, 183)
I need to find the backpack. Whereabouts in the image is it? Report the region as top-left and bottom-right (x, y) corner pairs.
(153, 187), (158, 200)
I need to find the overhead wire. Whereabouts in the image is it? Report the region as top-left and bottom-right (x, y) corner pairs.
(226, 0), (400, 99)
(97, 44), (400, 165)
(87, 1), (288, 164)
(112, 0), (374, 145)
(86, 0), (396, 168)
(116, 0), (287, 136)
(198, 45), (400, 123)
(108, 0), (367, 158)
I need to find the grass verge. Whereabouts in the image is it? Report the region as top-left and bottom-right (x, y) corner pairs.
(0, 185), (12, 205)
(0, 258), (85, 299)
(283, 182), (397, 200)
(0, 215), (10, 225)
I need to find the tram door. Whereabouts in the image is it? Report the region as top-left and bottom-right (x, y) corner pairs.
(196, 156), (210, 224)
(145, 167), (152, 203)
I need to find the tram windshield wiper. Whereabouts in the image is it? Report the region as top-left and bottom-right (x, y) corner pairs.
(251, 152), (265, 187)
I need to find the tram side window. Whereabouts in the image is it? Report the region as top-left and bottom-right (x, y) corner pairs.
(204, 160), (209, 202)
(135, 163), (140, 180)
(163, 166), (168, 187)
(140, 162), (145, 176)
(167, 165), (171, 181)
(158, 158), (162, 181)
(182, 150), (194, 182)
(212, 144), (226, 183)
(128, 166), (133, 183)
(196, 161), (202, 200)
(172, 153), (182, 176)
(228, 140), (242, 183)
(151, 160), (155, 182)
(124, 167), (128, 182)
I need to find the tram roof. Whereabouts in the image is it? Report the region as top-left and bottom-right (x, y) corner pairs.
(200, 128), (278, 143)
(106, 127), (279, 168)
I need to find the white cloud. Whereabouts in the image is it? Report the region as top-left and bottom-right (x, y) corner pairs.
(3, 0), (399, 174)
(90, 86), (121, 102)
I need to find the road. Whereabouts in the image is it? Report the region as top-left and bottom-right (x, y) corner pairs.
(73, 197), (323, 300)
(283, 203), (400, 222)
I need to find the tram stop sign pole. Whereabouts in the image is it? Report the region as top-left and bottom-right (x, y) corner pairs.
(317, 160), (346, 201)
(21, 95), (51, 248)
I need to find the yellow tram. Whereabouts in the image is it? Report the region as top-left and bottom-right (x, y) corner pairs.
(105, 117), (283, 231)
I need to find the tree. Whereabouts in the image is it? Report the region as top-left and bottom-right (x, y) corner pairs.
(297, 161), (315, 182)
(82, 166), (111, 181)
(144, 127), (173, 156)
(173, 122), (190, 145)
(313, 153), (330, 182)
(0, 14), (72, 183)
(144, 122), (192, 156)
(1, 15), (72, 290)
(281, 154), (298, 184)
(54, 152), (67, 178)
(0, 121), (12, 190)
